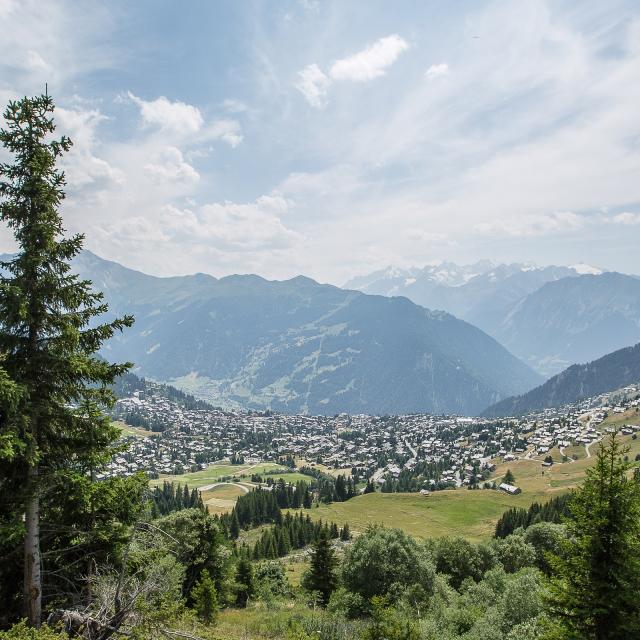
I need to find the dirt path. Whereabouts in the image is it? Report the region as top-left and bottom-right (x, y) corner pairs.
(558, 446), (575, 463)
(199, 482), (252, 493)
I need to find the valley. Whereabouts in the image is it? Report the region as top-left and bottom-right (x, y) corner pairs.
(111, 373), (640, 540)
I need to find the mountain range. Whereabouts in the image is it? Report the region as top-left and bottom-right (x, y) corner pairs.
(61, 251), (543, 416)
(484, 342), (640, 417)
(346, 262), (640, 376)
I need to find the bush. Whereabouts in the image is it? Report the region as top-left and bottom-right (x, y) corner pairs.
(328, 587), (368, 619)
(255, 561), (290, 600)
(491, 535), (536, 573)
(523, 522), (566, 574)
(430, 537), (496, 589)
(360, 598), (421, 640)
(0, 622), (66, 639)
(341, 527), (435, 603)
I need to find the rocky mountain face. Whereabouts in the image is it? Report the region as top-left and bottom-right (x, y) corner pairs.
(484, 342), (640, 417)
(58, 251), (543, 416)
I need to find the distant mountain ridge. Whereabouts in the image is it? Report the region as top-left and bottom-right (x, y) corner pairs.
(345, 262), (593, 343)
(3, 250), (541, 416)
(483, 342), (640, 417)
(346, 262), (640, 376)
(494, 273), (640, 375)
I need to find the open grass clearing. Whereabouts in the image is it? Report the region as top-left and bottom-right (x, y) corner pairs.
(243, 472), (313, 484)
(200, 484), (248, 501)
(600, 406), (640, 427)
(150, 462), (286, 488)
(492, 431), (640, 493)
(296, 490), (538, 542)
(560, 444), (586, 460)
(113, 420), (155, 438)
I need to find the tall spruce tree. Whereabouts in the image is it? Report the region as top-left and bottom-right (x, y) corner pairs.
(301, 532), (338, 606)
(545, 432), (640, 639)
(191, 569), (218, 624)
(0, 94), (133, 626)
(234, 558), (255, 607)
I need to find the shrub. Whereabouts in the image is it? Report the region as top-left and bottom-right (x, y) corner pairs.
(0, 622), (66, 639)
(342, 527), (435, 603)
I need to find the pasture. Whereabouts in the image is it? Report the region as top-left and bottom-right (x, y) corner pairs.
(149, 462), (287, 488)
(299, 490), (536, 542)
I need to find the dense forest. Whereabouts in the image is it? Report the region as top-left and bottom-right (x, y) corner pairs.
(1, 94), (640, 640)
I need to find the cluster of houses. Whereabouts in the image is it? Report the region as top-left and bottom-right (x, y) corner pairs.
(102, 383), (640, 491)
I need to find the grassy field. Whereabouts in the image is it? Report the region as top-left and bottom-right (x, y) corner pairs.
(493, 430), (640, 494)
(201, 484), (248, 501)
(250, 472), (313, 484)
(149, 462), (286, 488)
(113, 420), (155, 438)
(561, 444), (586, 460)
(147, 429), (640, 539)
(601, 406), (640, 427)
(283, 556), (309, 588)
(298, 490), (538, 542)
(200, 483), (249, 515)
(299, 431), (640, 542)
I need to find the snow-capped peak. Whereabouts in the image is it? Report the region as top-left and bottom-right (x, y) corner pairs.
(570, 263), (604, 275)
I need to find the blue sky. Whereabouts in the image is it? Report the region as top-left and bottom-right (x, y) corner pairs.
(1, 0), (639, 283)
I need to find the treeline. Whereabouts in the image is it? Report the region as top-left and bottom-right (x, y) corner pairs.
(218, 481), (313, 536)
(494, 493), (572, 538)
(299, 466), (358, 503)
(238, 512), (350, 561)
(150, 481), (204, 517)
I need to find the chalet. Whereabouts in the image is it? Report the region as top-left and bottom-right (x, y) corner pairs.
(499, 482), (521, 495)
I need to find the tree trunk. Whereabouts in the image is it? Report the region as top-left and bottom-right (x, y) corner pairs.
(24, 463), (42, 627)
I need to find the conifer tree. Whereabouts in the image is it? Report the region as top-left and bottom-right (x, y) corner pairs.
(235, 558), (255, 607)
(335, 475), (347, 501)
(191, 569), (219, 624)
(0, 94), (133, 626)
(546, 433), (640, 639)
(302, 532), (338, 606)
(229, 511), (241, 539)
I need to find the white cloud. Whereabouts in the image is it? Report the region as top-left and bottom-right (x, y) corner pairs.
(126, 92), (242, 146)
(295, 63), (331, 108)
(425, 63), (449, 80)
(127, 92), (204, 135)
(93, 196), (301, 277)
(299, 0), (320, 13)
(25, 49), (49, 72)
(329, 34), (409, 82)
(206, 119), (243, 147)
(474, 211), (585, 237)
(196, 196), (297, 250)
(221, 99), (248, 113)
(55, 106), (123, 190)
(607, 211), (640, 225)
(144, 146), (199, 185)
(295, 34), (408, 108)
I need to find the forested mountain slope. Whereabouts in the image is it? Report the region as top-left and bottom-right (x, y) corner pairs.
(46, 251), (543, 415)
(484, 342), (640, 417)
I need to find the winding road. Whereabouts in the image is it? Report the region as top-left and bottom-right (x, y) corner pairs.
(198, 481), (252, 493)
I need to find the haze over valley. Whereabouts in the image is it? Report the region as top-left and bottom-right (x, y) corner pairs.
(2, 1), (640, 638)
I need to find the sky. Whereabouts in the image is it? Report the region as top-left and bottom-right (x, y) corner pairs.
(1, 0), (639, 284)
